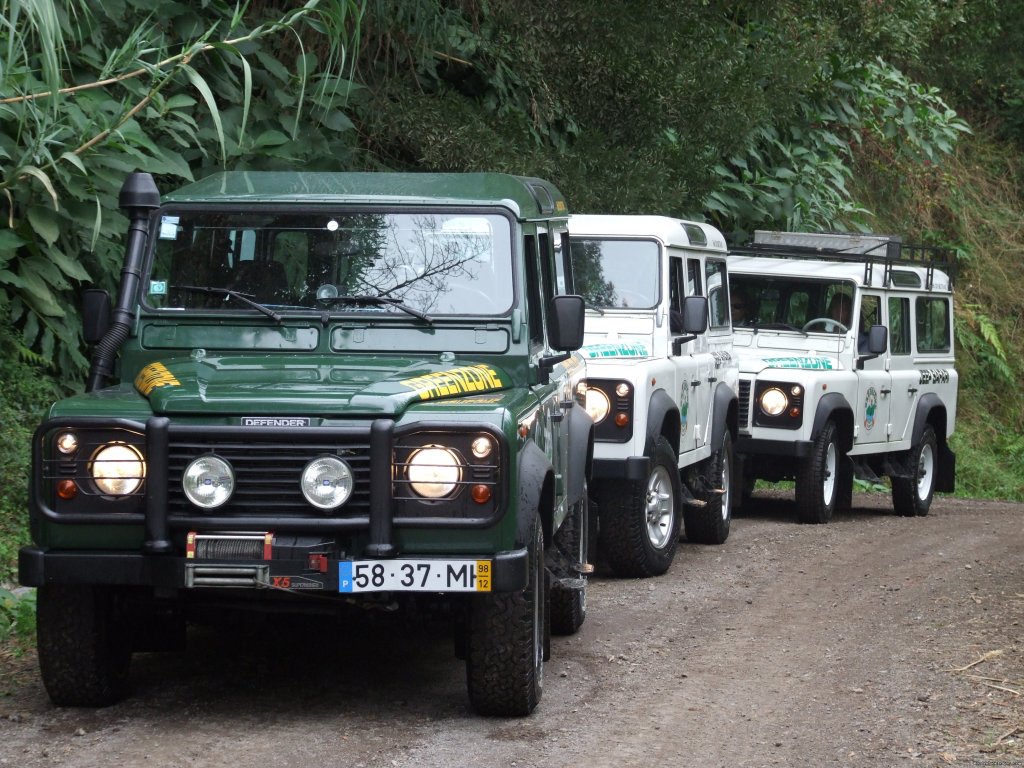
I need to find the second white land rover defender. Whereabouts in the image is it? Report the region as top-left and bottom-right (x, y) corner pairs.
(729, 231), (958, 523)
(569, 215), (739, 577)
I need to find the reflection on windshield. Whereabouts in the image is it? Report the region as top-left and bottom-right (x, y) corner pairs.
(570, 238), (659, 309)
(147, 211), (513, 316)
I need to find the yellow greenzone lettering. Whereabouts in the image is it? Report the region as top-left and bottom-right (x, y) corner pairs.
(401, 365), (503, 400)
(134, 363), (180, 395)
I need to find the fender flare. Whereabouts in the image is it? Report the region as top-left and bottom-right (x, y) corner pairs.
(811, 392), (854, 451)
(709, 381), (737, 449)
(565, 406), (594, 508)
(644, 388), (682, 457)
(910, 393), (948, 446)
(910, 393), (955, 493)
(517, 440), (555, 544)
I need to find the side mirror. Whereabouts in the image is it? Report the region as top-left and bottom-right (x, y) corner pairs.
(856, 324), (888, 369)
(538, 294), (585, 384)
(547, 294), (585, 352)
(866, 324), (887, 355)
(82, 289), (112, 344)
(672, 295), (708, 355)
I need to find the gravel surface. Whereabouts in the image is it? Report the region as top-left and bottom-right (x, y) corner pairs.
(1, 491), (1022, 768)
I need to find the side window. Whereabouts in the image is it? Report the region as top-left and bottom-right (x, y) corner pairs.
(916, 296), (951, 352)
(860, 294), (881, 332)
(704, 259), (729, 329)
(687, 259), (702, 296)
(554, 231), (571, 294)
(524, 234), (544, 345)
(538, 230), (556, 306)
(889, 296), (910, 355)
(669, 257), (686, 334)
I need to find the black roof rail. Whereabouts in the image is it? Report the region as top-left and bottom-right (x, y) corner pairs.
(729, 231), (957, 289)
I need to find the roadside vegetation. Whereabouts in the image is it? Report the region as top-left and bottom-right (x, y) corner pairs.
(1, 0), (1022, 632)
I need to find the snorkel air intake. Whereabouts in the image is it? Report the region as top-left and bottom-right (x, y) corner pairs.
(85, 172), (161, 392)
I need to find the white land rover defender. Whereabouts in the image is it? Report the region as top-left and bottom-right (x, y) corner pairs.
(729, 231), (958, 523)
(568, 215), (739, 577)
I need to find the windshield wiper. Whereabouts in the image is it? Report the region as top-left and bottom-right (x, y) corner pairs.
(318, 293), (433, 324)
(176, 285), (282, 323)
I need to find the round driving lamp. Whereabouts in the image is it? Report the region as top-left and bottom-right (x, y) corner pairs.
(301, 456), (354, 509)
(584, 387), (611, 424)
(407, 445), (462, 498)
(183, 455), (235, 509)
(759, 387), (789, 417)
(90, 444), (145, 496)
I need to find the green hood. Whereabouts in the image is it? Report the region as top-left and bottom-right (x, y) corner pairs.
(133, 354), (512, 417)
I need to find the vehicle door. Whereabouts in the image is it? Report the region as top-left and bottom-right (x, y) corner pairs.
(669, 254), (706, 457)
(527, 226), (571, 521)
(886, 294), (916, 443)
(854, 292), (892, 447)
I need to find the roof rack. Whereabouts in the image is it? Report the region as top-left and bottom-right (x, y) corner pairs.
(730, 230), (957, 290)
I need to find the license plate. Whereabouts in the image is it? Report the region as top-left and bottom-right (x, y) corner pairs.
(338, 559), (492, 593)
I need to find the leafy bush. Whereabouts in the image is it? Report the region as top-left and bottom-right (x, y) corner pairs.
(0, 587), (36, 645)
(0, 319), (58, 582)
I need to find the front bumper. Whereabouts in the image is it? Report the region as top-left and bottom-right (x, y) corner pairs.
(19, 546), (529, 593)
(734, 436), (812, 459)
(592, 455), (650, 482)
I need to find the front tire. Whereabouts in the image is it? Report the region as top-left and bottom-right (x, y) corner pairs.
(466, 514), (545, 716)
(597, 436), (682, 578)
(37, 585), (132, 707)
(550, 483), (589, 636)
(892, 425), (937, 517)
(795, 419), (840, 524)
(684, 430), (733, 544)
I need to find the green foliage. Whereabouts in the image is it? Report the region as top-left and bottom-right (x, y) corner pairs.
(0, 316), (57, 582)
(705, 57), (971, 236)
(0, 586), (35, 644)
(0, 0), (363, 387)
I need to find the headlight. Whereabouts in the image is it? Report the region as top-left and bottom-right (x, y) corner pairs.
(759, 387), (789, 417)
(90, 443), (145, 496)
(407, 445), (462, 498)
(183, 454), (235, 509)
(301, 456), (354, 509)
(584, 387), (611, 424)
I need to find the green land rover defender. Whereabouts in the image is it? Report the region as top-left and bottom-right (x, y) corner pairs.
(20, 171), (594, 717)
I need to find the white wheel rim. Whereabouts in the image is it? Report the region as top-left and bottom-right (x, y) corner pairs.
(720, 452), (731, 522)
(916, 443), (935, 501)
(646, 466), (675, 549)
(822, 442), (836, 506)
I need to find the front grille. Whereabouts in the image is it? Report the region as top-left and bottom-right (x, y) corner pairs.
(167, 434), (371, 518)
(738, 379), (751, 430)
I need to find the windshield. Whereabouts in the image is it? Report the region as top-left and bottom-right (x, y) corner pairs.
(730, 275), (857, 332)
(570, 238), (659, 309)
(145, 210), (514, 316)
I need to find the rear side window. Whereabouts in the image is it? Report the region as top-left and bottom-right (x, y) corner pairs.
(916, 297), (951, 352)
(889, 297), (910, 355)
(704, 259), (729, 329)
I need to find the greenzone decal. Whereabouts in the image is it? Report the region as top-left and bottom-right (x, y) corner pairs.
(581, 342), (649, 359)
(134, 362), (181, 396)
(763, 357), (836, 370)
(400, 365), (504, 401)
(680, 381), (689, 434)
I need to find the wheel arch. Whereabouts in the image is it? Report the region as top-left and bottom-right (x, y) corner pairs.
(645, 388), (681, 457)
(710, 381), (738, 449)
(566, 406), (594, 508)
(517, 440), (556, 544)
(811, 392), (854, 452)
(911, 393), (955, 493)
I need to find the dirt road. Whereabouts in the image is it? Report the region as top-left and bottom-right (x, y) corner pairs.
(1, 492), (1022, 767)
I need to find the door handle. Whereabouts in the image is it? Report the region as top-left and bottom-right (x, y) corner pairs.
(880, 388), (891, 396)
(907, 386), (918, 395)
(691, 380), (701, 389)
(560, 399), (574, 409)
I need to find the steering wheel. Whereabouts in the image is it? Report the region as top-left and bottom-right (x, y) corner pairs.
(802, 317), (848, 334)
